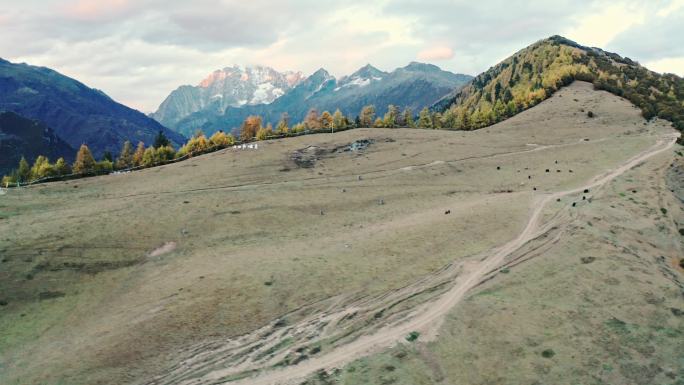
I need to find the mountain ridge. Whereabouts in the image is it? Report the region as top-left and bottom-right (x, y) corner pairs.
(0, 58), (185, 158)
(0, 111), (75, 175)
(151, 65), (305, 128)
(165, 62), (472, 137)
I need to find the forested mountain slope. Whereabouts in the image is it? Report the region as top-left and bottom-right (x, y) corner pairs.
(0, 58), (185, 158)
(0, 111), (74, 175)
(435, 35), (684, 134)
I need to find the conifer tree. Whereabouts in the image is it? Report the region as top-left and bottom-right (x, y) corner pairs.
(402, 108), (414, 128)
(153, 129), (170, 148)
(332, 109), (345, 130)
(291, 122), (306, 133)
(17, 157), (30, 183)
(156, 145), (176, 162)
(276, 112), (290, 134)
(459, 108), (471, 130)
(209, 131), (234, 147)
(304, 109), (321, 130)
(320, 111), (333, 130)
(431, 111), (443, 129)
(417, 107), (432, 129)
(240, 116), (263, 141)
(30, 155), (53, 180)
(116, 140), (134, 169)
(177, 133), (209, 157)
(73, 144), (96, 174)
(141, 146), (157, 166)
(360, 105), (376, 127)
(383, 105), (399, 128)
(54, 157), (70, 175)
(441, 108), (457, 129)
(132, 141), (145, 166)
(256, 126), (273, 140)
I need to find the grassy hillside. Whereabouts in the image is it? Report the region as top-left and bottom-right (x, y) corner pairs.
(1, 81), (679, 385)
(435, 36), (684, 134)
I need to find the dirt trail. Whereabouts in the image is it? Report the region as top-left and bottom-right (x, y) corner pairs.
(198, 132), (678, 385)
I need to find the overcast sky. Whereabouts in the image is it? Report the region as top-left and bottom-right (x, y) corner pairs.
(1, 0), (683, 112)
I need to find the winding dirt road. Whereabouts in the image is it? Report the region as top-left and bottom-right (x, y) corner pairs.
(184, 133), (679, 385)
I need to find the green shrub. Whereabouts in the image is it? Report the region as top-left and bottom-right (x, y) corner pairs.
(95, 160), (113, 174)
(541, 349), (555, 358)
(156, 145), (176, 162)
(406, 331), (420, 342)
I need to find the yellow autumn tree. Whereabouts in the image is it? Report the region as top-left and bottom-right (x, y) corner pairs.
(54, 157), (70, 175)
(359, 105), (376, 127)
(332, 109), (345, 130)
(209, 130), (235, 147)
(73, 144), (96, 174)
(30, 155), (54, 180)
(132, 141), (145, 166)
(276, 112), (290, 134)
(116, 140), (134, 169)
(240, 116), (262, 141)
(304, 109), (321, 130)
(320, 111), (333, 130)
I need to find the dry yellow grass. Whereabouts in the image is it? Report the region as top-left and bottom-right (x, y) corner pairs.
(0, 82), (680, 385)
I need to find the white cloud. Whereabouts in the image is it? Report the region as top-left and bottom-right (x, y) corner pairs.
(657, 0), (684, 16)
(644, 57), (684, 76)
(563, 3), (647, 48)
(1, 0), (682, 113)
(418, 46), (454, 61)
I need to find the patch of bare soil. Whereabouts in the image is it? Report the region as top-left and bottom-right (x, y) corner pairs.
(148, 241), (177, 258)
(290, 139), (374, 168)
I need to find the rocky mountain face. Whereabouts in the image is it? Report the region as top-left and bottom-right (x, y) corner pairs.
(151, 65), (305, 128)
(163, 63), (472, 137)
(0, 58), (185, 159)
(0, 111), (75, 175)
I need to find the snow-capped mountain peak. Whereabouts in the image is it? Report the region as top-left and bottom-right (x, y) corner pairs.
(336, 64), (387, 91)
(153, 65), (305, 127)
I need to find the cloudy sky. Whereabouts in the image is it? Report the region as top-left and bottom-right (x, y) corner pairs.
(1, 0), (683, 112)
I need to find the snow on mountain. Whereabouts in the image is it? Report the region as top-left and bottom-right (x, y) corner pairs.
(152, 65), (304, 128)
(169, 63), (473, 138)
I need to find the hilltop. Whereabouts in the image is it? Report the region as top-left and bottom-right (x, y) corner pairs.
(435, 36), (684, 134)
